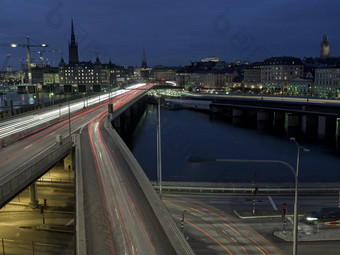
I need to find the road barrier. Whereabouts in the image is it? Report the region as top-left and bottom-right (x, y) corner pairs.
(0, 140), (70, 208)
(151, 182), (340, 195)
(104, 118), (194, 255)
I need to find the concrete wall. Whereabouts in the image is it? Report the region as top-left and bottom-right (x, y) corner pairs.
(0, 140), (70, 208)
(104, 118), (194, 255)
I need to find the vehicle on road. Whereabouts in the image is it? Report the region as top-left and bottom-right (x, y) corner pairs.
(304, 207), (340, 224)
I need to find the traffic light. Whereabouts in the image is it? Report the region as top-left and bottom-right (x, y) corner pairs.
(283, 203), (287, 214)
(44, 199), (47, 208)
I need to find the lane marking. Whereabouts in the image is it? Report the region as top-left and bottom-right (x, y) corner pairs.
(287, 217), (302, 230)
(24, 144), (32, 150)
(66, 219), (74, 226)
(268, 196), (278, 210)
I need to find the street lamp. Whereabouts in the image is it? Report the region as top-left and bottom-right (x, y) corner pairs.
(290, 137), (310, 255)
(186, 141), (310, 255)
(156, 95), (162, 199)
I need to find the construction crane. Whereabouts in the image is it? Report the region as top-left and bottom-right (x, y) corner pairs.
(3, 36), (48, 85)
(32, 49), (62, 64)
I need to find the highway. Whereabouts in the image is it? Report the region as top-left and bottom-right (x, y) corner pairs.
(0, 83), (193, 254)
(0, 83), (145, 141)
(0, 84), (149, 189)
(80, 108), (175, 254)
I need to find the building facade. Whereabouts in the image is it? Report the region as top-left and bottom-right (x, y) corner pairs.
(288, 78), (313, 97)
(314, 67), (340, 97)
(261, 57), (304, 94)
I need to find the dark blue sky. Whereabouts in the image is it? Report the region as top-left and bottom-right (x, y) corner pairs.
(1, 0), (339, 70)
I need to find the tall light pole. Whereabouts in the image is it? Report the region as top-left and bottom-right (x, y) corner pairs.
(290, 137), (310, 255)
(186, 141), (310, 255)
(157, 95), (162, 199)
(67, 94), (72, 150)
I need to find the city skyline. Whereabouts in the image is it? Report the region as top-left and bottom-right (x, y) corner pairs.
(1, 0), (340, 70)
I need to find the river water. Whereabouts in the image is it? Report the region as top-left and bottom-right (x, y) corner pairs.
(131, 105), (340, 183)
(0, 92), (66, 112)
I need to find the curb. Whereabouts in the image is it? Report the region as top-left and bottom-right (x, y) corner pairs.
(273, 230), (340, 242)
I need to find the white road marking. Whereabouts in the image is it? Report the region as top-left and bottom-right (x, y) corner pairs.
(24, 144), (32, 150)
(66, 219), (74, 226)
(287, 216), (302, 230)
(268, 196), (278, 210)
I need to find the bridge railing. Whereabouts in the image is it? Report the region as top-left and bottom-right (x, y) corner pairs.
(103, 118), (194, 255)
(0, 140), (70, 208)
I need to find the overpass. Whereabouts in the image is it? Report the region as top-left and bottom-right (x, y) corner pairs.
(178, 93), (340, 148)
(0, 83), (194, 254)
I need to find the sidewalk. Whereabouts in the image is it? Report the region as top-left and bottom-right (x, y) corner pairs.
(274, 229), (340, 241)
(234, 209), (340, 241)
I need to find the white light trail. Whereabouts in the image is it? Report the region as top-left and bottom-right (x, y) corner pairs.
(0, 83), (146, 140)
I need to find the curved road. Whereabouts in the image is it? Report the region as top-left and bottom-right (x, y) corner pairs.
(81, 109), (175, 254)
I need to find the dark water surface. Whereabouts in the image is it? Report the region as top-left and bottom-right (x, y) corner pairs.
(131, 105), (340, 183)
(0, 92), (66, 112)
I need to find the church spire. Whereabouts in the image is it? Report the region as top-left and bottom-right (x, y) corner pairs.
(142, 48), (147, 68)
(71, 18), (76, 46)
(69, 18), (79, 65)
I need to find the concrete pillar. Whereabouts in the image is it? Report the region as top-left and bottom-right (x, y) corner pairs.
(232, 108), (243, 117)
(301, 115), (307, 135)
(29, 182), (39, 208)
(212, 106), (220, 114)
(232, 108), (243, 125)
(285, 113), (300, 136)
(273, 112), (285, 128)
(318, 116), (326, 140)
(257, 111), (269, 121)
(125, 107), (132, 129)
(64, 153), (73, 172)
(285, 114), (300, 127)
(257, 111), (269, 130)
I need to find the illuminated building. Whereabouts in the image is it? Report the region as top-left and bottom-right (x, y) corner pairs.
(320, 34), (330, 59)
(261, 57), (303, 94)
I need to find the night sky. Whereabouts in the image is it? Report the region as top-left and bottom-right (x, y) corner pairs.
(1, 0), (339, 70)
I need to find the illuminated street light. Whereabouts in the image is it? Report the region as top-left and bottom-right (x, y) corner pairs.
(187, 141), (309, 255)
(290, 137), (310, 255)
(6, 37), (48, 85)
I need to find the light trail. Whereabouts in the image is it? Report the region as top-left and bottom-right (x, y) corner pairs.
(0, 83), (147, 140)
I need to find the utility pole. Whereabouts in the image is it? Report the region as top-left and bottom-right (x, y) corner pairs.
(157, 96), (162, 199)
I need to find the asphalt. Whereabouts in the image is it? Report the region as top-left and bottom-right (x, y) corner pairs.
(234, 209), (340, 242)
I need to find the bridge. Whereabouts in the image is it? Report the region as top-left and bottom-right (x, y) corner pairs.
(0, 83), (193, 254)
(1, 89), (340, 254)
(174, 93), (340, 148)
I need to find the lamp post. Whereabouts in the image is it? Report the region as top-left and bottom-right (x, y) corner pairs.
(157, 95), (162, 199)
(186, 140), (310, 255)
(290, 137), (310, 255)
(67, 94), (72, 151)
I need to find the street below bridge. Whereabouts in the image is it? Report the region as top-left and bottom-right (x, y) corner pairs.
(164, 192), (340, 255)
